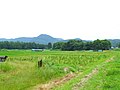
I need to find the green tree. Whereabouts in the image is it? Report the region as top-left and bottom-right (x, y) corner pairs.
(118, 43), (120, 48)
(84, 42), (93, 50)
(61, 40), (84, 51)
(101, 40), (111, 50)
(48, 42), (52, 49)
(93, 39), (111, 51)
(93, 39), (102, 51)
(0, 41), (46, 49)
(53, 42), (65, 49)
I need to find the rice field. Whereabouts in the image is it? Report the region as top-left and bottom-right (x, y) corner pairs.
(0, 50), (119, 90)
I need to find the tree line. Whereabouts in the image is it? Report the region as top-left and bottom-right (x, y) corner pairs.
(0, 39), (111, 51)
(0, 41), (47, 49)
(118, 43), (120, 48)
(53, 39), (111, 51)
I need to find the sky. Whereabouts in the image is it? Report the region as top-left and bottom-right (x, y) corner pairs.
(0, 0), (120, 40)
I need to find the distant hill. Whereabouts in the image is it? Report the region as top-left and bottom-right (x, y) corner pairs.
(0, 34), (63, 44)
(0, 34), (120, 46)
(108, 39), (120, 47)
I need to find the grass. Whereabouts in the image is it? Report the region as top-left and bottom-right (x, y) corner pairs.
(0, 50), (117, 90)
(0, 62), (15, 72)
(53, 51), (120, 90)
(79, 52), (120, 90)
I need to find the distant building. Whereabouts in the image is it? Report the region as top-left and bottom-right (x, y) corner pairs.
(32, 49), (44, 52)
(98, 50), (103, 52)
(111, 47), (118, 49)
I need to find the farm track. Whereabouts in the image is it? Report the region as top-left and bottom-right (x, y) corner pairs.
(72, 57), (114, 90)
(33, 57), (114, 90)
(33, 73), (76, 90)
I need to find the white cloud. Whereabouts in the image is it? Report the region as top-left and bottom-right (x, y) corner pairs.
(0, 0), (120, 40)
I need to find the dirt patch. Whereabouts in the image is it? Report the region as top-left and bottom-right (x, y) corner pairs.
(34, 73), (75, 90)
(72, 68), (98, 90)
(106, 57), (114, 63)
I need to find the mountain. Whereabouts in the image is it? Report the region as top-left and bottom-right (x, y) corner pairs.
(0, 34), (63, 44)
(33, 34), (63, 44)
(108, 39), (120, 47)
(0, 34), (120, 46)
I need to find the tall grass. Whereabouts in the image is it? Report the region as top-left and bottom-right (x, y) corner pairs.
(0, 62), (15, 72)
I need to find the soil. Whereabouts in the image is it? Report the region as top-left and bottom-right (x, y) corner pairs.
(34, 73), (75, 90)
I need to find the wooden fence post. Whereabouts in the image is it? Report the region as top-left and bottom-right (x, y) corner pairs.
(38, 59), (42, 68)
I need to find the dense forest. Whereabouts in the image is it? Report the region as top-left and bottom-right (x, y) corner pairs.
(0, 39), (112, 51)
(0, 41), (47, 49)
(53, 39), (111, 51)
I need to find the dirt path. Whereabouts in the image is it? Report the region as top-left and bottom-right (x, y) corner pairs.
(33, 57), (114, 90)
(72, 68), (98, 90)
(33, 73), (75, 90)
(72, 57), (114, 90)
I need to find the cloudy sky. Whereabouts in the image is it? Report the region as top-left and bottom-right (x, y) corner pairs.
(0, 0), (120, 40)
